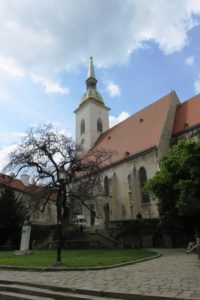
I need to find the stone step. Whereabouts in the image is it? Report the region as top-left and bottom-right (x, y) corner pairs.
(0, 291), (53, 300)
(0, 283), (124, 300)
(0, 284), (91, 300)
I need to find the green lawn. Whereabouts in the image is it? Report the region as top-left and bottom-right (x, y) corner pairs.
(0, 249), (157, 267)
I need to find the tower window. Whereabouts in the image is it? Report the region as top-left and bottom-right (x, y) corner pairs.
(81, 119), (85, 134)
(97, 118), (103, 132)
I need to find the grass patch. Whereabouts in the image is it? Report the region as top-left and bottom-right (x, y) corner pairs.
(0, 249), (157, 267)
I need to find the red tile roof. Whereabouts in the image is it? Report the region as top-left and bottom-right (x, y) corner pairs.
(90, 92), (175, 165)
(173, 94), (200, 135)
(0, 173), (57, 201)
(0, 173), (29, 193)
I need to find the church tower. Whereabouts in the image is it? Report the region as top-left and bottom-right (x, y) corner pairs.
(74, 57), (110, 152)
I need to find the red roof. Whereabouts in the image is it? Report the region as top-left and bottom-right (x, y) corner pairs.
(90, 92), (175, 165)
(0, 173), (57, 201)
(0, 173), (30, 193)
(173, 94), (200, 135)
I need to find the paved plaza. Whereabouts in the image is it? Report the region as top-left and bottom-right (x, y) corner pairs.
(0, 249), (200, 299)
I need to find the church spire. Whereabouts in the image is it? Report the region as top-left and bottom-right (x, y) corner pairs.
(79, 57), (104, 104)
(86, 56), (97, 91)
(87, 56), (96, 79)
(74, 56), (110, 152)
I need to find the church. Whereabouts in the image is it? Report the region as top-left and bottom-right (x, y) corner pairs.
(74, 57), (200, 227)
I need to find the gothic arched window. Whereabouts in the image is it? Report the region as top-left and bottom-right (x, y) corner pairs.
(108, 178), (112, 197)
(104, 176), (109, 196)
(128, 174), (132, 191)
(97, 118), (103, 132)
(81, 119), (85, 134)
(128, 174), (133, 210)
(139, 167), (150, 203)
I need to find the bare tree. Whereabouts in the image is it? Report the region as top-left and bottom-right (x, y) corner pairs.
(4, 124), (112, 264)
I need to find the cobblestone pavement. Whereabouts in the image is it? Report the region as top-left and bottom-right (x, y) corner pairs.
(0, 249), (200, 299)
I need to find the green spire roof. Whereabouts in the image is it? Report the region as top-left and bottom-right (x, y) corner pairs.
(80, 57), (104, 105)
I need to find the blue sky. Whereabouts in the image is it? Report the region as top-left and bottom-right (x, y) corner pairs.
(0, 0), (200, 171)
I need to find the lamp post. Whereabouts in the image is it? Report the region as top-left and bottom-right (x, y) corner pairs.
(56, 171), (66, 265)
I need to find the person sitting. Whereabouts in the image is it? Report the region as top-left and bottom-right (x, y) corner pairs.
(186, 233), (200, 254)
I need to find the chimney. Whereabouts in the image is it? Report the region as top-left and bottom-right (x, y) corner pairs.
(20, 174), (29, 186)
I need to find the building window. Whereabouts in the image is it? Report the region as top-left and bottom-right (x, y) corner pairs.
(128, 174), (132, 191)
(104, 176), (109, 196)
(108, 178), (112, 197)
(97, 118), (103, 132)
(81, 119), (85, 134)
(128, 174), (133, 210)
(139, 167), (150, 203)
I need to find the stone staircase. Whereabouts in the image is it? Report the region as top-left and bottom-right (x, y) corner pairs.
(0, 280), (125, 300)
(33, 226), (122, 250)
(67, 227), (122, 249)
(87, 230), (122, 249)
(33, 237), (54, 250)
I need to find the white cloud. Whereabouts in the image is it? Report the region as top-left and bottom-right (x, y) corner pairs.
(0, 56), (24, 77)
(185, 56), (194, 65)
(194, 75), (200, 94)
(0, 0), (199, 75)
(0, 143), (17, 172)
(109, 111), (130, 128)
(31, 74), (69, 95)
(29, 122), (72, 138)
(106, 81), (121, 97)
(0, 131), (26, 146)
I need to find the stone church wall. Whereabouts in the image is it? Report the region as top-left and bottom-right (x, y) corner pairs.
(91, 148), (160, 225)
